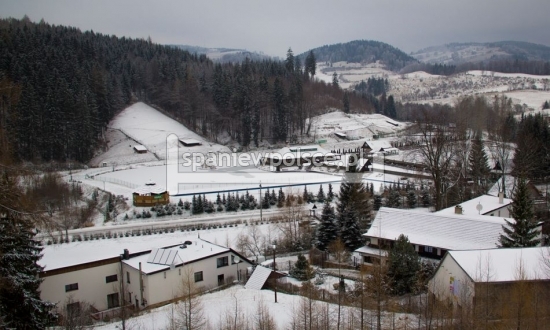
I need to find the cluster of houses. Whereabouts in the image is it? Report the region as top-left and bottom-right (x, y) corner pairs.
(355, 178), (549, 318)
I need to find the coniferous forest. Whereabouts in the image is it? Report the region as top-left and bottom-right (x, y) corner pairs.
(0, 18), (379, 164)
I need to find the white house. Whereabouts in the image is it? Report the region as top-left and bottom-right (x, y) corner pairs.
(39, 236), (251, 317)
(361, 140), (398, 156)
(356, 207), (512, 264)
(435, 193), (512, 218)
(121, 239), (252, 309)
(429, 247), (550, 319)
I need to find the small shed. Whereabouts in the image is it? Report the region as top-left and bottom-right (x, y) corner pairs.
(179, 138), (202, 147)
(132, 183), (169, 206)
(244, 266), (286, 290)
(133, 145), (148, 154)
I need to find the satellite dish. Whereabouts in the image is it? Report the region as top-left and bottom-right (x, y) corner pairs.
(476, 202), (483, 214)
(234, 256), (241, 263)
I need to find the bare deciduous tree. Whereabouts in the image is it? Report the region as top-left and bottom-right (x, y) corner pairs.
(174, 266), (206, 330)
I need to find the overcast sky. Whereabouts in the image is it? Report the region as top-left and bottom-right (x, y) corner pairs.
(1, 0), (549, 58)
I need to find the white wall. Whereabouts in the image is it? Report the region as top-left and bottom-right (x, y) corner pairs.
(124, 251), (249, 308)
(429, 255), (473, 307)
(40, 262), (120, 312)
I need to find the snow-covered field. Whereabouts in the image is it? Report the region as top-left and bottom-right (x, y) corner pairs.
(95, 284), (417, 330)
(314, 59), (550, 110)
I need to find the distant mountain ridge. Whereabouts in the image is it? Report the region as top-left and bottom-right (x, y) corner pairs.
(297, 40), (418, 71)
(170, 44), (275, 63)
(411, 41), (550, 65)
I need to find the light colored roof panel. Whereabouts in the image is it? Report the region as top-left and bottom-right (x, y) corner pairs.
(448, 247), (549, 282)
(436, 194), (511, 216)
(365, 208), (508, 250)
(245, 265), (273, 290)
(134, 145), (147, 151)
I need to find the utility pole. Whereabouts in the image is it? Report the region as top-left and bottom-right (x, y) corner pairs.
(259, 182), (262, 222)
(272, 243), (277, 303)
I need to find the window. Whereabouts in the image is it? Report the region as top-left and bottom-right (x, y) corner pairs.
(107, 293), (120, 309)
(126, 271), (130, 284)
(106, 274), (118, 283)
(179, 268), (181, 276)
(164, 271), (166, 279)
(425, 246), (433, 253)
(194, 271), (204, 283)
(66, 302), (81, 316)
(217, 256), (229, 268)
(65, 283), (78, 292)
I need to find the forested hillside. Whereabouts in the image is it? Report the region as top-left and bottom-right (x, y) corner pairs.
(298, 40), (418, 71)
(0, 18), (375, 164)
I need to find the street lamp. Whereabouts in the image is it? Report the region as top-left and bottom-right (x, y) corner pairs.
(272, 243), (277, 303)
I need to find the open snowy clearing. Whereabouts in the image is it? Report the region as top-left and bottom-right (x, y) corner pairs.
(109, 102), (231, 161)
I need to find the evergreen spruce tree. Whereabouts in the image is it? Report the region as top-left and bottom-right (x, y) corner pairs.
(289, 253), (314, 281)
(305, 50), (316, 78)
(285, 48), (295, 73)
(339, 207), (364, 251)
(178, 198), (184, 207)
(337, 155), (371, 231)
(277, 188), (285, 208)
(468, 133), (490, 195)
(0, 218), (56, 328)
(270, 189), (277, 205)
(386, 189), (401, 208)
(384, 95), (396, 119)
(499, 178), (540, 247)
(262, 191), (270, 209)
(327, 183), (334, 201)
(303, 186), (309, 203)
(343, 92), (350, 113)
(373, 194), (383, 211)
(191, 195), (198, 214)
(316, 201), (338, 251)
(407, 190), (417, 209)
(421, 189), (431, 208)
(387, 234), (420, 295)
(332, 72), (339, 88)
(216, 193), (222, 205)
(222, 193), (227, 205)
(317, 185), (325, 203)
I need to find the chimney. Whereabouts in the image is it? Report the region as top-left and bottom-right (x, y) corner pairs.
(498, 191), (504, 204)
(454, 205), (463, 215)
(123, 249), (129, 260)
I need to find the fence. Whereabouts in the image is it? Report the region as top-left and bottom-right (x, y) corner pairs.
(95, 176), (139, 189)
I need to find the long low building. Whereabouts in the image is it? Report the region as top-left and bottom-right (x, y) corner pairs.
(356, 207), (523, 264)
(39, 235), (251, 319)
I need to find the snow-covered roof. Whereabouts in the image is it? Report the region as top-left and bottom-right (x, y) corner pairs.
(365, 208), (509, 250)
(265, 145), (332, 159)
(179, 138), (202, 145)
(447, 247), (549, 282)
(245, 266), (273, 290)
(134, 145), (147, 152)
(133, 184), (167, 195)
(123, 239), (230, 274)
(436, 194), (511, 216)
(362, 140), (393, 151)
(355, 245), (388, 257)
(39, 227), (248, 272)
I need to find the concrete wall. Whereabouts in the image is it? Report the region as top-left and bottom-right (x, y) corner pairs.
(40, 261), (120, 312)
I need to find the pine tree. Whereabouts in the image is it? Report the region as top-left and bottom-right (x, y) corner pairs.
(337, 155), (371, 230)
(303, 186), (309, 203)
(216, 193), (222, 205)
(384, 95), (396, 119)
(339, 207), (364, 251)
(543, 100), (549, 109)
(262, 191), (270, 209)
(0, 218), (56, 328)
(269, 189), (277, 205)
(285, 48), (295, 73)
(387, 234), (420, 295)
(289, 253), (314, 281)
(317, 185), (325, 203)
(468, 133), (490, 195)
(343, 92), (350, 114)
(178, 198), (184, 207)
(386, 189), (401, 208)
(327, 183), (334, 201)
(277, 188), (285, 208)
(332, 72), (339, 88)
(421, 189), (431, 207)
(407, 190), (417, 209)
(305, 50), (316, 78)
(499, 177), (540, 247)
(316, 201), (338, 251)
(373, 194), (383, 211)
